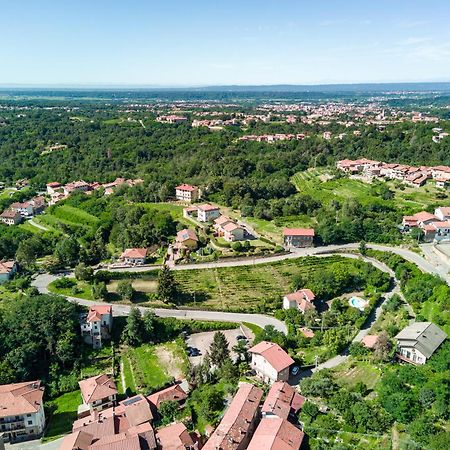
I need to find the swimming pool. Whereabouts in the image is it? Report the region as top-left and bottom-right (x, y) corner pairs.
(349, 296), (368, 311)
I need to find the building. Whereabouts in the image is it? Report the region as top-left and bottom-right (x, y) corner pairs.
(46, 182), (62, 195)
(222, 222), (245, 242)
(197, 204), (220, 222)
(434, 207), (450, 221)
(0, 210), (22, 226)
(361, 334), (379, 349)
(261, 382), (305, 420)
(80, 305), (113, 349)
(63, 180), (91, 196)
(120, 248), (148, 265)
(248, 341), (294, 383)
(395, 322), (447, 365)
(0, 381), (45, 443)
(0, 261), (16, 284)
(78, 374), (118, 416)
(155, 422), (197, 449)
(175, 184), (199, 203)
(435, 178), (449, 189)
(283, 228), (314, 248)
(247, 418), (304, 450)
(431, 166), (450, 181)
(283, 289), (316, 313)
(175, 229), (198, 250)
(116, 395), (154, 426)
(203, 382), (263, 450)
(10, 202), (34, 218)
(147, 384), (188, 411)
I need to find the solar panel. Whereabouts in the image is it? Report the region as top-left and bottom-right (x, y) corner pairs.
(123, 395), (142, 406)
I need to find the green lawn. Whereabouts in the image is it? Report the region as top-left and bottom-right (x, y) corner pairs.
(52, 205), (100, 226)
(136, 202), (185, 220)
(19, 221), (44, 234)
(48, 280), (94, 300)
(43, 390), (80, 441)
(332, 360), (382, 390)
(421, 300), (450, 335)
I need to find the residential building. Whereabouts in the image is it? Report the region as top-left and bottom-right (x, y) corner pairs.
(261, 382), (305, 420)
(80, 305), (113, 349)
(361, 334), (379, 349)
(283, 228), (314, 248)
(78, 374), (118, 416)
(147, 384), (188, 411)
(116, 395), (154, 426)
(0, 261), (16, 284)
(0, 381), (45, 443)
(434, 207), (450, 221)
(395, 322), (447, 365)
(10, 202), (34, 218)
(155, 422), (197, 449)
(175, 229), (198, 250)
(247, 417), (304, 450)
(46, 182), (62, 195)
(431, 166), (450, 181)
(120, 248), (148, 265)
(283, 289), (316, 313)
(222, 222), (245, 242)
(248, 341), (294, 383)
(156, 115), (188, 124)
(435, 178), (449, 189)
(175, 184), (199, 202)
(63, 180), (91, 196)
(197, 204), (220, 222)
(0, 210), (21, 226)
(429, 221), (450, 242)
(203, 382), (263, 450)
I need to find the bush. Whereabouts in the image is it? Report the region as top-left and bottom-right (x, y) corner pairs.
(53, 277), (77, 289)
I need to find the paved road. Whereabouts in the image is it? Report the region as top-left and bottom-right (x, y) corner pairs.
(5, 438), (63, 450)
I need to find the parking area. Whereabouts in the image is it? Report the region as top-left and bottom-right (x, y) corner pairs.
(186, 326), (253, 365)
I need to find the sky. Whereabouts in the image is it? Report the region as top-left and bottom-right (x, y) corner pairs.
(1, 0), (449, 86)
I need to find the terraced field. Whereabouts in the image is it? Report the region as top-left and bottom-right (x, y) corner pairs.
(34, 204), (100, 232)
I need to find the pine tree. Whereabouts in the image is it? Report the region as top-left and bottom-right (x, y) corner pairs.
(122, 307), (144, 346)
(157, 265), (177, 302)
(209, 331), (230, 368)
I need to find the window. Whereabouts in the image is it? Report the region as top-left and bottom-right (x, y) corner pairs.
(28, 420), (33, 425)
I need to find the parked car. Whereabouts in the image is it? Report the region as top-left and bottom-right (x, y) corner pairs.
(291, 366), (300, 376)
(236, 335), (248, 341)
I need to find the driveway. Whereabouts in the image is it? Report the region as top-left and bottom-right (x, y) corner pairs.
(5, 437), (63, 450)
(186, 327), (249, 365)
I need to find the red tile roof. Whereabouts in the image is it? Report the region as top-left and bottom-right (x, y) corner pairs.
(176, 184), (197, 192)
(87, 305), (112, 323)
(262, 382), (305, 419)
(283, 228), (315, 237)
(198, 203), (219, 212)
(412, 211), (436, 222)
(59, 430), (93, 450)
(79, 374), (117, 404)
(120, 248), (148, 259)
(0, 381), (44, 418)
(176, 228), (198, 243)
(147, 384), (187, 409)
(156, 422), (195, 450)
(249, 341), (294, 372)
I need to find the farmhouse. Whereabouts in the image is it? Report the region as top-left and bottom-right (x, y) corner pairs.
(283, 228), (314, 248)
(249, 341), (294, 383)
(261, 381), (305, 420)
(0, 210), (22, 226)
(175, 184), (199, 202)
(197, 204), (220, 222)
(395, 322), (447, 365)
(120, 248), (148, 265)
(203, 382), (263, 450)
(0, 260), (16, 284)
(247, 417), (304, 450)
(78, 374), (118, 415)
(283, 289), (316, 313)
(80, 305), (113, 349)
(0, 381), (45, 443)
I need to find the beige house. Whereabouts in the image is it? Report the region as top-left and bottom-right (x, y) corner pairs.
(283, 289), (316, 313)
(283, 228), (314, 248)
(80, 305), (113, 349)
(0, 210), (22, 226)
(175, 184), (199, 202)
(120, 248), (148, 265)
(175, 229), (198, 250)
(78, 374), (118, 417)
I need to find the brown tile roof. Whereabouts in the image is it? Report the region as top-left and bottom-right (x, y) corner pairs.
(198, 203), (219, 212)
(0, 380), (44, 418)
(203, 382), (263, 450)
(79, 374), (117, 405)
(176, 229), (198, 243)
(117, 395), (154, 426)
(0, 210), (20, 219)
(412, 211), (436, 222)
(262, 382), (305, 420)
(59, 430), (93, 450)
(283, 228), (315, 237)
(247, 417), (304, 450)
(285, 289), (315, 303)
(156, 422), (195, 450)
(249, 342), (294, 372)
(147, 384), (187, 409)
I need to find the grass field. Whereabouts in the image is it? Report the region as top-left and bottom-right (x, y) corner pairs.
(48, 280), (95, 301)
(332, 360), (382, 390)
(43, 390), (80, 441)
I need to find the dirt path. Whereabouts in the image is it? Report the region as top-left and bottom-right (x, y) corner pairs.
(155, 345), (183, 379)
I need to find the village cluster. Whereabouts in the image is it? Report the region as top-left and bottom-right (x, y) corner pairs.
(402, 206), (450, 242)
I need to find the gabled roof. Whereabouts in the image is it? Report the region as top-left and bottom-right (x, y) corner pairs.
(412, 211), (436, 222)
(214, 215), (233, 226)
(0, 380), (44, 418)
(176, 183), (197, 192)
(176, 228), (198, 242)
(435, 207), (450, 217)
(147, 384), (187, 409)
(284, 289), (315, 303)
(120, 248), (148, 259)
(59, 430), (93, 450)
(283, 228), (315, 237)
(249, 341), (294, 372)
(117, 395), (154, 426)
(262, 382), (305, 419)
(247, 417), (304, 450)
(222, 222), (241, 232)
(395, 322), (447, 358)
(87, 305), (112, 323)
(79, 374), (118, 404)
(197, 203), (219, 212)
(156, 422), (194, 450)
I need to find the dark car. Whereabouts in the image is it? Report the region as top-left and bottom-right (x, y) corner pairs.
(236, 335), (248, 341)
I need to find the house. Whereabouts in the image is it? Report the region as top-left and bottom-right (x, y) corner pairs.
(249, 341), (294, 383)
(203, 382), (263, 450)
(412, 211), (436, 227)
(429, 221), (450, 242)
(261, 381), (305, 420)
(435, 178), (449, 189)
(395, 322), (447, 365)
(116, 395), (154, 426)
(0, 260), (16, 284)
(183, 206), (198, 219)
(78, 374), (118, 416)
(156, 115), (188, 124)
(175, 184), (199, 203)
(30, 196), (46, 215)
(46, 181), (62, 195)
(402, 216), (419, 230)
(283, 289), (316, 313)
(80, 305), (113, 349)
(431, 165), (450, 181)
(361, 334), (379, 349)
(120, 248), (148, 265)
(0, 381), (45, 443)
(0, 210), (22, 226)
(197, 204), (220, 222)
(63, 180), (91, 196)
(175, 229), (198, 250)
(214, 215), (234, 231)
(434, 207), (450, 221)
(10, 202), (34, 218)
(155, 422), (197, 449)
(283, 228), (314, 248)
(222, 222), (245, 242)
(147, 384), (188, 410)
(247, 418), (304, 450)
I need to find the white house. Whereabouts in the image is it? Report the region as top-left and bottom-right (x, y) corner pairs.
(283, 289), (316, 313)
(248, 341), (294, 383)
(0, 210), (22, 226)
(80, 305), (113, 349)
(0, 381), (45, 443)
(175, 184), (199, 203)
(395, 322), (447, 365)
(120, 248), (148, 265)
(434, 207), (450, 221)
(78, 374), (118, 416)
(197, 204), (220, 222)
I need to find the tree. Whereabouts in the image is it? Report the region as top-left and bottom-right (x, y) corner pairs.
(157, 265), (177, 302)
(55, 236), (80, 267)
(301, 401), (319, 420)
(373, 331), (391, 362)
(117, 279), (134, 301)
(158, 401), (179, 425)
(122, 307), (144, 346)
(233, 339), (250, 363)
(74, 262), (94, 281)
(92, 281), (108, 300)
(209, 331), (230, 368)
(198, 386), (224, 422)
(143, 310), (156, 342)
(359, 240), (367, 256)
(217, 358), (238, 382)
